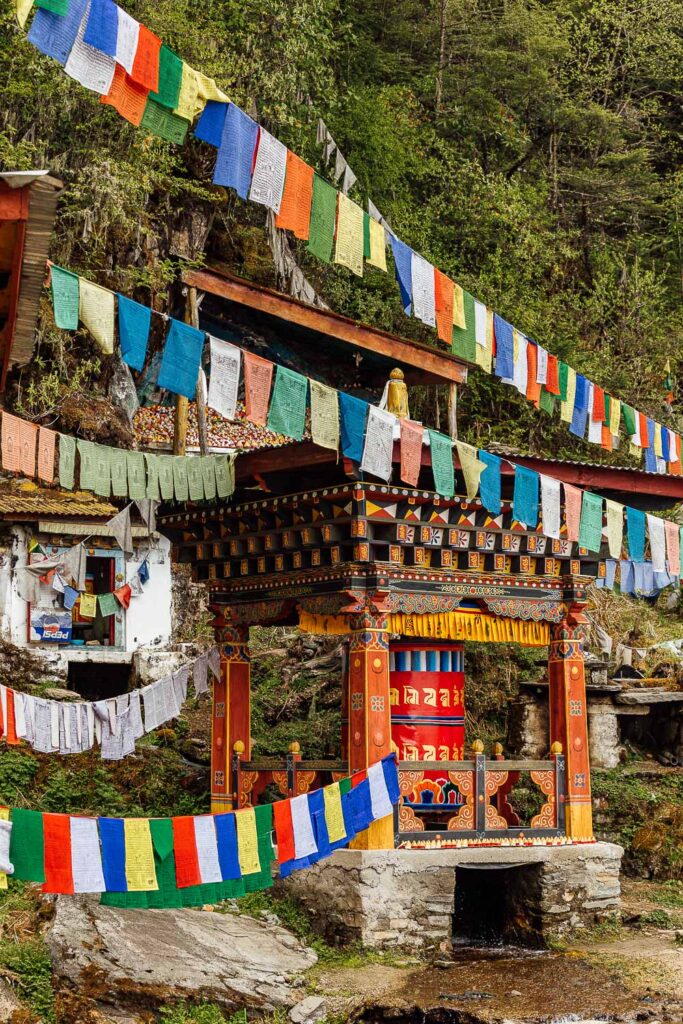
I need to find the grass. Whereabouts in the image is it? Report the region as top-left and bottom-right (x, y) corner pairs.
(0, 937), (54, 1021)
(650, 880), (683, 909)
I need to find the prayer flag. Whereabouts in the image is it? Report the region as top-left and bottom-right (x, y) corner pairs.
(78, 593), (98, 619)
(290, 794), (317, 860)
(451, 290), (476, 363)
(28, 0), (87, 65)
(400, 419), (424, 487)
(172, 457), (189, 502)
(664, 520), (679, 576)
(367, 760), (393, 820)
(130, 24), (161, 92)
(335, 193), (364, 277)
(267, 365), (308, 441)
(37, 427), (56, 484)
(98, 592), (118, 617)
(213, 103), (259, 199)
(126, 451), (146, 500)
(140, 99), (190, 144)
(70, 817), (106, 893)
(10, 809), (45, 883)
(214, 455), (234, 499)
(249, 128), (287, 213)
(455, 441), (485, 501)
(145, 453), (160, 500)
(194, 100), (227, 147)
(478, 451), (501, 516)
(434, 269), (454, 345)
(605, 500), (624, 559)
(35, 0), (68, 12)
(540, 474), (561, 539)
(621, 404), (636, 438)
(569, 374), (589, 438)
(172, 816), (202, 888)
(118, 294), (151, 371)
(149, 45), (183, 110)
(124, 818), (158, 891)
(84, 0), (118, 56)
(102, 65), (149, 125)
(411, 253), (436, 327)
(389, 235), (413, 314)
(64, 5), (116, 95)
(309, 380), (339, 452)
(19, 419), (37, 478)
(79, 279), (115, 354)
(51, 265), (80, 330)
(560, 366), (577, 423)
(323, 782), (347, 844)
(494, 315), (514, 380)
(546, 354), (560, 395)
(43, 813), (74, 894)
(307, 174), (337, 264)
(563, 483), (582, 543)
(157, 319), (204, 400)
(109, 448), (127, 497)
(428, 430), (454, 499)
(275, 151), (314, 240)
(16, 0), (34, 29)
(610, 397), (621, 437)
(536, 346), (548, 384)
(526, 342), (541, 407)
(578, 491), (603, 553)
(361, 406), (395, 482)
(187, 457), (204, 501)
(114, 6), (139, 75)
(366, 215), (387, 271)
(512, 331), (528, 394)
(235, 807), (260, 876)
(99, 817), (127, 891)
(273, 799), (296, 864)
(1, 413), (21, 473)
(208, 336), (240, 420)
(592, 385), (605, 423)
(174, 66), (228, 123)
(193, 816), (222, 885)
(474, 304), (493, 373)
(0, 811), (11, 889)
(646, 514), (666, 574)
(93, 443), (111, 497)
(512, 465), (539, 528)
(214, 813), (241, 880)
(113, 584), (132, 609)
(452, 285), (465, 330)
(339, 393), (368, 463)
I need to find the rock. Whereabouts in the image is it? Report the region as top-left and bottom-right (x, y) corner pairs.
(43, 686), (81, 701)
(47, 896), (317, 1015)
(288, 995), (328, 1023)
(510, 989), (522, 996)
(0, 979), (21, 1021)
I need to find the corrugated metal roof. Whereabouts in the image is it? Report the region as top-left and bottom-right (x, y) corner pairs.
(0, 488), (116, 518)
(487, 443), (663, 478)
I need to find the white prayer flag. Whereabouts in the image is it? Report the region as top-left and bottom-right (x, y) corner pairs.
(540, 475), (561, 540)
(410, 253), (436, 328)
(115, 8), (140, 75)
(367, 761), (393, 819)
(70, 818), (106, 893)
(361, 406), (395, 482)
(208, 337), (241, 420)
(193, 654), (209, 696)
(109, 506), (134, 556)
(605, 500), (624, 560)
(65, 3), (116, 95)
(193, 816), (223, 884)
(0, 820), (12, 877)
(587, 384), (603, 444)
(646, 514), (666, 573)
(474, 300), (488, 347)
(290, 794), (317, 859)
(512, 333), (528, 395)
(536, 346), (548, 384)
(129, 691), (144, 739)
(249, 129), (287, 213)
(13, 693), (27, 741)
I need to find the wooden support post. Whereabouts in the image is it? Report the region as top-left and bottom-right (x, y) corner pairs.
(212, 617), (250, 813)
(347, 593), (394, 850)
(448, 382), (458, 440)
(548, 608), (593, 840)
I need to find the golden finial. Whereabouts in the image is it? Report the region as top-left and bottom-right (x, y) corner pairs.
(288, 740), (301, 754)
(492, 742), (504, 756)
(471, 739), (485, 754)
(233, 740), (245, 754)
(550, 741), (563, 755)
(386, 367), (410, 419)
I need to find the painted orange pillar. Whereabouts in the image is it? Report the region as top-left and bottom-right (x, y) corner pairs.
(347, 594), (394, 850)
(548, 608), (593, 840)
(212, 615), (250, 813)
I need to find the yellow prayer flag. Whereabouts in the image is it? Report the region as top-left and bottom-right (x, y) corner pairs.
(605, 499), (624, 560)
(0, 808), (9, 890)
(124, 819), (158, 892)
(79, 279), (115, 355)
(78, 593), (98, 619)
(629, 441), (643, 461)
(474, 308), (494, 373)
(560, 367), (577, 423)
(16, 0), (33, 28)
(334, 193), (364, 277)
(175, 65), (228, 122)
(455, 441), (486, 501)
(235, 807), (261, 876)
(654, 424), (663, 458)
(309, 379), (339, 452)
(609, 397), (621, 437)
(323, 783), (346, 844)
(367, 217), (387, 272)
(452, 284), (465, 329)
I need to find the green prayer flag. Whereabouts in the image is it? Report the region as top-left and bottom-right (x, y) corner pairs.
(59, 434), (76, 490)
(428, 430), (455, 498)
(307, 174), (337, 263)
(603, 393), (611, 428)
(98, 592), (119, 618)
(539, 387), (556, 415)
(51, 265), (79, 331)
(93, 444), (111, 498)
(201, 456), (217, 501)
(35, 0), (68, 15)
(173, 457), (189, 502)
(158, 455), (175, 501)
(149, 45), (183, 110)
(451, 290), (476, 363)
(267, 366), (308, 441)
(363, 212), (371, 259)
(10, 809), (45, 883)
(145, 453), (160, 501)
(558, 361), (569, 402)
(187, 457), (204, 501)
(127, 451), (147, 501)
(214, 455), (234, 499)
(141, 99), (190, 145)
(578, 491), (604, 553)
(110, 448), (128, 498)
(77, 439), (97, 491)
(622, 404), (636, 437)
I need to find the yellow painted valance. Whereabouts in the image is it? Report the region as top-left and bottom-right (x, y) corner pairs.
(298, 610), (549, 647)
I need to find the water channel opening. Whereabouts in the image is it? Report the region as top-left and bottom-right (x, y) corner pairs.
(453, 864), (544, 948)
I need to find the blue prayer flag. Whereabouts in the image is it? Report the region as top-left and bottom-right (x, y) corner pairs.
(28, 0), (88, 65)
(99, 818), (127, 892)
(620, 559), (635, 595)
(389, 235), (412, 314)
(213, 103), (259, 199)
(493, 315), (514, 380)
(83, 0), (118, 56)
(605, 559), (617, 590)
(627, 507), (645, 561)
(138, 560), (150, 584)
(63, 586), (79, 611)
(194, 101), (228, 148)
(512, 465), (539, 528)
(644, 418), (657, 472)
(381, 754), (400, 806)
(157, 319), (205, 400)
(339, 392), (368, 463)
(662, 426), (670, 463)
(118, 294), (151, 372)
(345, 779), (375, 835)
(569, 374), (589, 437)
(214, 813), (242, 880)
(478, 451), (502, 515)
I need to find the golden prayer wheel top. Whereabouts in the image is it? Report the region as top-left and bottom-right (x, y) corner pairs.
(386, 367), (410, 419)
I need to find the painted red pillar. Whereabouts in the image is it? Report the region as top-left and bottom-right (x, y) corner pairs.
(548, 606), (593, 840)
(212, 614), (250, 813)
(346, 593), (394, 850)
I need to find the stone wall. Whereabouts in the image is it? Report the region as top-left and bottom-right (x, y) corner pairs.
(280, 843), (623, 952)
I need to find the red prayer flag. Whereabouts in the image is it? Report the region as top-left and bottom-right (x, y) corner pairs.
(131, 25), (162, 93)
(400, 419), (424, 487)
(101, 65), (150, 126)
(114, 584), (132, 609)
(638, 412), (648, 447)
(671, 434), (682, 476)
(172, 816), (202, 888)
(434, 269), (454, 347)
(275, 151), (314, 240)
(563, 483), (582, 543)
(243, 352), (274, 426)
(273, 799), (296, 864)
(5, 689), (19, 746)
(545, 354), (560, 395)
(43, 814), (74, 894)
(526, 344), (541, 407)
(592, 385), (605, 423)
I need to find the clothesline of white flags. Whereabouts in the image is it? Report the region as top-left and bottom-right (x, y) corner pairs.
(0, 648), (221, 761)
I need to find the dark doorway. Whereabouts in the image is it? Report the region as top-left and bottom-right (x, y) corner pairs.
(453, 864), (544, 948)
(68, 660), (132, 701)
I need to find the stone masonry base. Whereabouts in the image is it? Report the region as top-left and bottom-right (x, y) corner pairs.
(280, 842), (623, 952)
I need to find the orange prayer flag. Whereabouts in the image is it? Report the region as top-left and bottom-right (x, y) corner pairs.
(101, 65), (150, 126)
(37, 427), (56, 484)
(243, 351), (274, 426)
(1, 412), (21, 473)
(545, 353), (560, 395)
(638, 412), (648, 447)
(275, 151), (314, 240)
(601, 425), (613, 451)
(18, 420), (37, 478)
(671, 434), (682, 476)
(526, 344), (541, 407)
(592, 385), (605, 423)
(434, 269), (454, 347)
(563, 483), (582, 543)
(5, 690), (19, 746)
(131, 25), (162, 93)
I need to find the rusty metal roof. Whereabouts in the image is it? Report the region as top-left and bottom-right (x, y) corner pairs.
(0, 485), (116, 519)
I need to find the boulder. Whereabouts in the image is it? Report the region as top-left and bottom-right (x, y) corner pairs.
(289, 995), (329, 1023)
(47, 896), (317, 1016)
(0, 979), (21, 1022)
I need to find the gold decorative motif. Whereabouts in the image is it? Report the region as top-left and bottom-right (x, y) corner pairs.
(238, 771), (259, 808)
(294, 771), (317, 796)
(446, 770), (475, 830)
(272, 771), (289, 797)
(398, 803), (424, 832)
(530, 769), (556, 829)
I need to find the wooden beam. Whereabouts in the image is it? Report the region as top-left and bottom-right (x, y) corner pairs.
(182, 267), (469, 387)
(235, 442), (337, 482)
(499, 454), (683, 500)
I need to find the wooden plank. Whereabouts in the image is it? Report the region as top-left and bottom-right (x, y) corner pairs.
(500, 454), (683, 500)
(236, 442), (337, 481)
(183, 267), (469, 387)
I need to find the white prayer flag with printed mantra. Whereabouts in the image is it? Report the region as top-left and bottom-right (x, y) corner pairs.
(367, 761), (393, 820)
(193, 816), (223, 884)
(249, 129), (287, 213)
(116, 8), (140, 75)
(474, 300), (488, 347)
(536, 346), (548, 384)
(70, 817), (106, 893)
(290, 794), (317, 859)
(309, 379), (339, 452)
(587, 385), (603, 444)
(79, 278), (115, 355)
(540, 474), (561, 539)
(208, 336), (241, 420)
(410, 252), (436, 327)
(605, 500), (624, 560)
(361, 406), (395, 482)
(65, 3), (116, 96)
(512, 332), (528, 395)
(646, 514), (666, 574)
